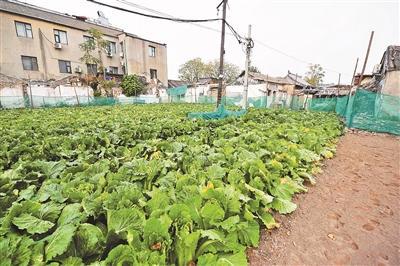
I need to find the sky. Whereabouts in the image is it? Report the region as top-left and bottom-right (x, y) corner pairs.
(22, 0), (399, 84)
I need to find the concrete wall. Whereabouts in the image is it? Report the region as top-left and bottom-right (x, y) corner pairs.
(0, 12), (123, 80)
(382, 71), (400, 97)
(0, 12), (168, 84)
(122, 35), (168, 86)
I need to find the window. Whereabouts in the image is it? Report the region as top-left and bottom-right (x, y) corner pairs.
(21, 56), (38, 71)
(149, 46), (156, 57)
(108, 66), (118, 74)
(58, 60), (72, 73)
(54, 29), (68, 44)
(83, 35), (94, 42)
(87, 64), (97, 75)
(15, 21), (33, 38)
(150, 69), (157, 79)
(106, 41), (116, 55)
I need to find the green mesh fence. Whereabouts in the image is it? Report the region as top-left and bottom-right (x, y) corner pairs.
(188, 104), (246, 120)
(0, 96), (145, 109)
(305, 89), (400, 135)
(1, 88), (398, 135)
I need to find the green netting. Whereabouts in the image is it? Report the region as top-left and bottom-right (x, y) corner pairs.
(305, 89), (400, 135)
(347, 89), (400, 135)
(198, 96), (217, 104)
(0, 96), (146, 109)
(1, 88), (398, 135)
(188, 104), (246, 120)
(289, 95), (304, 110)
(308, 97), (337, 112)
(248, 96), (268, 108)
(167, 86), (187, 96)
(335, 96), (348, 117)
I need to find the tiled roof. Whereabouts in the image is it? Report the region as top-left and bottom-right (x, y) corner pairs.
(0, 0), (123, 37)
(168, 80), (188, 88)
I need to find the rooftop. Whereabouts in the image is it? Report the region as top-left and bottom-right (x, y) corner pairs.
(0, 0), (123, 36)
(0, 0), (166, 45)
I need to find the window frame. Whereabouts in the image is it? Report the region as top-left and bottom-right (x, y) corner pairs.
(54, 29), (68, 44)
(86, 64), (98, 75)
(149, 45), (156, 57)
(58, 60), (72, 74)
(83, 35), (94, 42)
(15, 21), (33, 38)
(150, 68), (158, 79)
(109, 66), (118, 74)
(106, 41), (117, 55)
(21, 56), (38, 71)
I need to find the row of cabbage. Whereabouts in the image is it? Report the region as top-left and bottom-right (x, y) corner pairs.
(0, 104), (343, 265)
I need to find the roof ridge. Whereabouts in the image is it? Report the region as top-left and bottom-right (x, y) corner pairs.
(3, 0), (124, 33)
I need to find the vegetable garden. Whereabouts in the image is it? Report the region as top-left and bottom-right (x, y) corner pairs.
(0, 104), (343, 265)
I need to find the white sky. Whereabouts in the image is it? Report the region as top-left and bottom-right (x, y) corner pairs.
(23, 0), (399, 84)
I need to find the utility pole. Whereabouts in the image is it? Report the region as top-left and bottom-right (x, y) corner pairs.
(337, 73), (341, 96)
(359, 31), (374, 86)
(243, 24), (252, 109)
(216, 0), (227, 106)
(351, 57), (359, 86)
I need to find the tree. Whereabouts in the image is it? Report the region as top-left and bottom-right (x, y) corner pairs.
(178, 58), (208, 84)
(248, 66), (261, 73)
(178, 58), (241, 84)
(79, 28), (108, 75)
(204, 60), (240, 84)
(99, 79), (116, 97)
(121, 75), (146, 97)
(304, 64), (325, 86)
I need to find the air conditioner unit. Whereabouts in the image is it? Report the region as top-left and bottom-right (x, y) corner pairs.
(54, 43), (62, 49)
(105, 67), (112, 73)
(119, 52), (124, 58)
(106, 51), (113, 57)
(120, 60), (124, 66)
(74, 66), (82, 73)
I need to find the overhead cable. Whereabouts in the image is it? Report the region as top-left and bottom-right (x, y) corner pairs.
(91, 0), (348, 75)
(86, 0), (221, 23)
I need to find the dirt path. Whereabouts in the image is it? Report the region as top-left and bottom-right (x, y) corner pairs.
(248, 132), (400, 266)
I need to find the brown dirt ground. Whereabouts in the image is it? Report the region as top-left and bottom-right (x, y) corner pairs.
(248, 131), (400, 266)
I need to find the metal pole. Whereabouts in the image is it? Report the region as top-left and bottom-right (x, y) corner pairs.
(359, 31), (374, 86)
(337, 73), (341, 96)
(216, 0), (227, 107)
(243, 24), (252, 109)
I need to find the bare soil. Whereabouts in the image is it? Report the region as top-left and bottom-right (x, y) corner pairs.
(248, 131), (400, 266)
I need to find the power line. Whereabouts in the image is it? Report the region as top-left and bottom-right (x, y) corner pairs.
(115, 0), (222, 33)
(92, 0), (349, 76)
(86, 0), (221, 23)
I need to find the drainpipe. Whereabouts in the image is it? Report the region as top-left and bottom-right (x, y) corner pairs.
(38, 29), (48, 81)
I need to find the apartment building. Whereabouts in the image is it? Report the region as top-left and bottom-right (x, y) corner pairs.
(0, 0), (168, 85)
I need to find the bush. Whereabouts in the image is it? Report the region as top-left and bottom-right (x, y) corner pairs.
(121, 74), (145, 97)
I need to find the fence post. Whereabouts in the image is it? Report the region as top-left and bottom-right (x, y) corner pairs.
(87, 86), (90, 105)
(28, 78), (33, 109)
(73, 86), (80, 106)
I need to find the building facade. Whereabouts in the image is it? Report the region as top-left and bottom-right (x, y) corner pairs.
(0, 0), (168, 85)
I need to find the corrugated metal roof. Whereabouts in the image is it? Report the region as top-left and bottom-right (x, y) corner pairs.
(0, 0), (123, 37)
